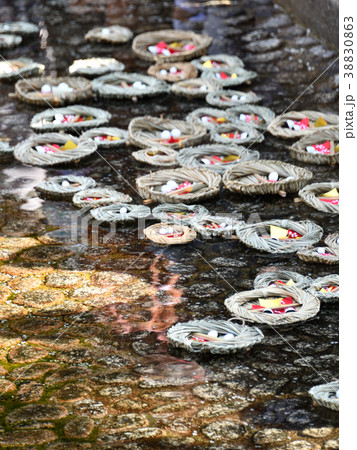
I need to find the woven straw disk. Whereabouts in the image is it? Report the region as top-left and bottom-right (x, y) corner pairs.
(35, 175), (96, 200)
(178, 144), (260, 175)
(202, 67), (257, 88)
(223, 160), (313, 195)
(30, 105), (111, 133)
(308, 274), (339, 302)
(92, 72), (170, 99)
(253, 270), (313, 289)
(136, 167), (221, 204)
(211, 122), (264, 145)
(144, 222), (196, 245)
(0, 141), (14, 161)
(152, 203), (209, 226)
(82, 127), (128, 149)
(171, 78), (218, 99)
(132, 29), (212, 63)
(167, 319), (264, 355)
(132, 147), (177, 167)
(325, 233), (339, 251)
(235, 219), (323, 254)
(228, 105), (276, 130)
(14, 133), (97, 167)
(85, 25), (133, 44)
(297, 246), (339, 265)
(191, 54), (244, 72)
(69, 58), (125, 78)
(289, 128), (339, 165)
(206, 89), (261, 108)
(225, 285), (320, 326)
(15, 76), (93, 107)
(72, 187), (132, 208)
(0, 34), (22, 49)
(309, 381), (339, 411)
(192, 215), (243, 238)
(299, 182), (339, 214)
(187, 107), (234, 131)
(0, 21), (38, 36)
(147, 62), (198, 82)
(128, 116), (207, 150)
(0, 58), (44, 82)
(90, 204), (151, 222)
(267, 110), (339, 139)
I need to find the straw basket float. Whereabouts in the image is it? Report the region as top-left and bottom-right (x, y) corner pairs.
(267, 110), (339, 139)
(192, 215), (243, 238)
(136, 167), (221, 204)
(191, 54), (244, 72)
(167, 319), (264, 355)
(14, 76), (92, 107)
(206, 89), (261, 108)
(211, 123), (264, 145)
(82, 127), (128, 149)
(92, 72), (170, 99)
(30, 105), (111, 133)
(171, 78), (218, 99)
(0, 21), (38, 36)
(225, 286), (320, 326)
(152, 203), (209, 226)
(228, 105), (276, 130)
(289, 128), (339, 165)
(128, 116), (207, 150)
(222, 160), (313, 195)
(0, 141), (14, 161)
(132, 147), (177, 167)
(325, 233), (339, 251)
(147, 62), (198, 82)
(90, 204), (151, 223)
(202, 67), (257, 88)
(297, 246), (339, 265)
(72, 187), (132, 208)
(235, 219), (323, 254)
(309, 381), (339, 411)
(132, 29), (212, 63)
(178, 144), (260, 174)
(0, 34), (22, 49)
(85, 25), (133, 44)
(144, 222), (197, 245)
(308, 275), (339, 302)
(187, 108), (233, 131)
(14, 133), (97, 167)
(253, 270), (312, 290)
(69, 58), (125, 78)
(299, 182), (339, 214)
(35, 175), (96, 200)
(0, 58), (44, 82)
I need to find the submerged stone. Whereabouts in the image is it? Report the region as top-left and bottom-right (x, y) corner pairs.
(7, 277), (43, 291)
(0, 237), (39, 261)
(201, 420), (246, 441)
(101, 413), (148, 431)
(64, 416), (94, 439)
(0, 329), (22, 348)
(0, 285), (11, 303)
(13, 289), (65, 308)
(9, 317), (64, 335)
(52, 384), (92, 403)
(16, 381), (44, 403)
(20, 245), (74, 262)
(9, 363), (59, 380)
(0, 429), (57, 447)
(8, 345), (49, 363)
(253, 428), (287, 445)
(6, 404), (68, 423)
(45, 271), (86, 288)
(73, 398), (108, 418)
(28, 335), (80, 350)
(0, 303), (28, 320)
(46, 366), (92, 384)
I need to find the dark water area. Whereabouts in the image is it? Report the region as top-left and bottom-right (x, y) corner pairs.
(0, 0), (338, 448)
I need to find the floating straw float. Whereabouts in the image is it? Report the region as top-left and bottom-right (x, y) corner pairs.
(201, 67), (257, 88)
(171, 78), (218, 99)
(299, 182), (339, 214)
(0, 34), (22, 49)
(211, 122), (264, 145)
(253, 270), (312, 290)
(228, 104), (276, 130)
(206, 89), (261, 108)
(187, 107), (233, 131)
(191, 54), (244, 72)
(0, 22), (38, 36)
(85, 25), (133, 44)
(82, 127), (128, 149)
(144, 222), (197, 245)
(132, 147), (177, 167)
(307, 275), (339, 302)
(297, 246), (339, 265)
(192, 215), (243, 238)
(69, 58), (125, 78)
(152, 203), (209, 226)
(72, 187), (132, 208)
(289, 128), (339, 165)
(35, 175), (96, 200)
(325, 233), (339, 251)
(309, 381), (339, 411)
(147, 62), (198, 82)
(90, 204), (151, 222)
(0, 58), (44, 82)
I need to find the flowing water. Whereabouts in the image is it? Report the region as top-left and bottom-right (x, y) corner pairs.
(0, 0), (338, 448)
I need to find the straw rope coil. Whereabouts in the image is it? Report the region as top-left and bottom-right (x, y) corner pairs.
(167, 319), (264, 354)
(0, 58), (44, 82)
(147, 62), (198, 82)
(0, 22), (38, 36)
(82, 127), (128, 149)
(92, 72), (170, 99)
(297, 246), (339, 265)
(69, 58), (125, 78)
(191, 54), (244, 72)
(132, 147), (177, 166)
(253, 270), (313, 290)
(0, 141), (14, 161)
(85, 25), (133, 44)
(192, 215), (243, 238)
(223, 160), (313, 195)
(289, 128), (339, 165)
(14, 133), (97, 167)
(132, 29), (212, 63)
(187, 108), (233, 131)
(152, 203), (209, 226)
(171, 78), (218, 99)
(201, 67), (257, 87)
(325, 233), (339, 251)
(309, 381), (339, 411)
(14, 76), (92, 107)
(228, 105), (276, 130)
(178, 144), (260, 174)
(72, 188), (132, 208)
(308, 275), (339, 302)
(235, 219), (323, 254)
(225, 285), (320, 326)
(211, 123), (264, 145)
(0, 34), (22, 49)
(144, 222), (197, 245)
(30, 105), (111, 133)
(136, 167), (221, 204)
(206, 89), (261, 108)
(128, 116), (207, 150)
(267, 110), (339, 139)
(90, 203), (151, 222)
(35, 175), (96, 200)
(299, 182), (339, 214)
